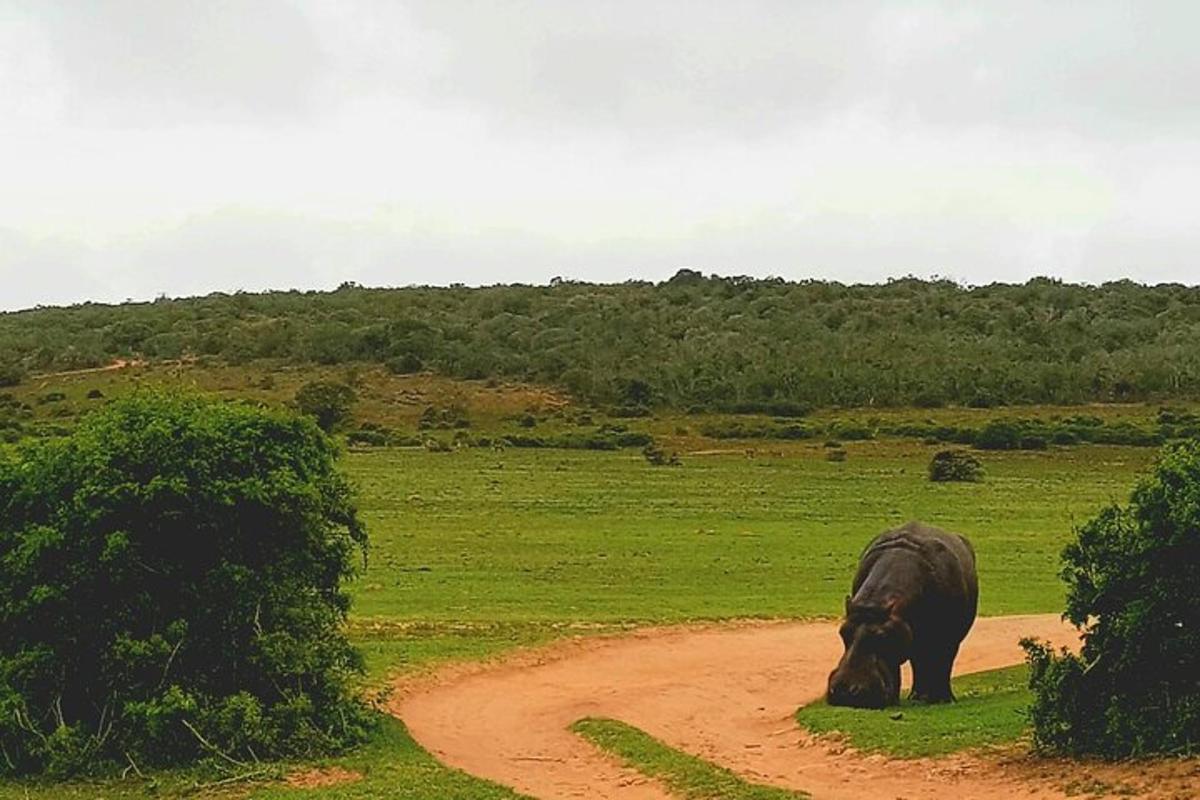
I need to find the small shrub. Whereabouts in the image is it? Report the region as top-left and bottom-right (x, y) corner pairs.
(0, 363), (24, 388)
(966, 392), (997, 409)
(973, 420), (1022, 450)
(346, 423), (391, 447)
(1049, 429), (1079, 445)
(776, 424), (815, 440)
(928, 450), (984, 482)
(37, 392), (66, 405)
(825, 448), (847, 462)
(642, 443), (680, 466)
(1022, 440), (1200, 758)
(86, 388), (105, 400)
(912, 391), (946, 409)
(294, 381), (356, 432)
(419, 405), (470, 431)
(502, 434), (547, 448)
(609, 405), (651, 418)
(828, 421), (874, 441)
(518, 413), (537, 429)
(1018, 434), (1049, 450)
(614, 431), (653, 448)
(386, 353), (423, 374)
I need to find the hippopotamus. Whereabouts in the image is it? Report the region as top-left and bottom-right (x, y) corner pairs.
(826, 521), (978, 708)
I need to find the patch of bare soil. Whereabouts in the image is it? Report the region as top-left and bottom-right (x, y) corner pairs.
(393, 615), (1200, 800)
(283, 766), (363, 789)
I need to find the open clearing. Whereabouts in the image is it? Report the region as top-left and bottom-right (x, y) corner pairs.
(395, 615), (1200, 800)
(0, 396), (1190, 799)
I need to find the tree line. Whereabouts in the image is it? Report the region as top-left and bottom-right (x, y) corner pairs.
(3, 272), (1200, 410)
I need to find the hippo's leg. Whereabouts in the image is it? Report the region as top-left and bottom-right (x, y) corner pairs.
(910, 643), (958, 703)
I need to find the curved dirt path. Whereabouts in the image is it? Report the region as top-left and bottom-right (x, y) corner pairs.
(392, 616), (1190, 800)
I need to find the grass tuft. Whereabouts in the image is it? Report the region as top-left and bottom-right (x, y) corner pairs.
(572, 717), (807, 800)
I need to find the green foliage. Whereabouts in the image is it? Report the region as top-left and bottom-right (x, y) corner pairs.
(1023, 439), (1200, 758)
(294, 381), (356, 433)
(642, 443), (680, 466)
(795, 665), (1030, 758)
(0, 393), (372, 776)
(0, 363), (24, 389)
(5, 277), (1200, 411)
(928, 450), (984, 482)
(572, 718), (807, 800)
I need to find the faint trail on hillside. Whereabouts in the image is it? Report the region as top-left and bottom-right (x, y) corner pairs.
(392, 615), (1196, 800)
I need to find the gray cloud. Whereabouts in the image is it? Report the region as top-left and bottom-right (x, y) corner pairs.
(406, 1), (1200, 139)
(29, 0), (325, 124)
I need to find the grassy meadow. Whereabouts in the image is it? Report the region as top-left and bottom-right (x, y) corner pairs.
(345, 442), (1149, 624)
(0, 363), (1170, 798)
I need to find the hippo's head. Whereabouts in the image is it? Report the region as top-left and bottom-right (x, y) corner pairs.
(825, 598), (913, 709)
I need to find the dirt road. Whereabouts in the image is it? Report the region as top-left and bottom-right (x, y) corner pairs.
(393, 616), (1197, 800)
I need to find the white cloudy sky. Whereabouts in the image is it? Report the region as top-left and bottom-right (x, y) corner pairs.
(1, 1), (1198, 311)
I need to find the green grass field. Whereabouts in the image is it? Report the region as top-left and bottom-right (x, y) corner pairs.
(0, 382), (1159, 798)
(345, 443), (1149, 623)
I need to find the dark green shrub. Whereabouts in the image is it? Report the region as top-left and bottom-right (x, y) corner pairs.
(0, 392), (371, 776)
(1018, 434), (1049, 450)
(825, 448), (847, 462)
(828, 421), (874, 441)
(423, 437), (452, 452)
(642, 443), (680, 466)
(37, 392), (66, 405)
(1087, 422), (1162, 447)
(502, 434), (547, 448)
(912, 391), (946, 409)
(1050, 428), (1079, 445)
(726, 401), (812, 417)
(346, 423), (391, 447)
(928, 450), (984, 482)
(614, 431), (653, 448)
(419, 405), (469, 431)
(775, 424), (815, 440)
(86, 388), (105, 400)
(386, 353), (423, 374)
(0, 363), (25, 388)
(1022, 440), (1200, 758)
(966, 392), (997, 409)
(294, 381), (356, 432)
(973, 420), (1022, 450)
(609, 405), (651, 418)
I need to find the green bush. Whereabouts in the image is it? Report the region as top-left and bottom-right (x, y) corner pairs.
(973, 420), (1022, 450)
(928, 450), (984, 482)
(1022, 440), (1200, 758)
(0, 392), (372, 776)
(642, 443), (680, 466)
(0, 362), (24, 388)
(294, 381), (356, 432)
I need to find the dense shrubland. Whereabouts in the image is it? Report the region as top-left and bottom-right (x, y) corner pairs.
(3, 274), (1200, 410)
(1023, 440), (1200, 757)
(0, 393), (372, 776)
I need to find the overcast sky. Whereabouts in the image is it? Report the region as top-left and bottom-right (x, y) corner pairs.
(2, 1), (1198, 311)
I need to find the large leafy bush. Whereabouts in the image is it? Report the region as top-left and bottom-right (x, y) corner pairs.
(1023, 439), (1200, 757)
(0, 392), (372, 775)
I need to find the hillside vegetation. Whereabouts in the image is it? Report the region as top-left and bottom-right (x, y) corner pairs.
(3, 274), (1200, 410)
